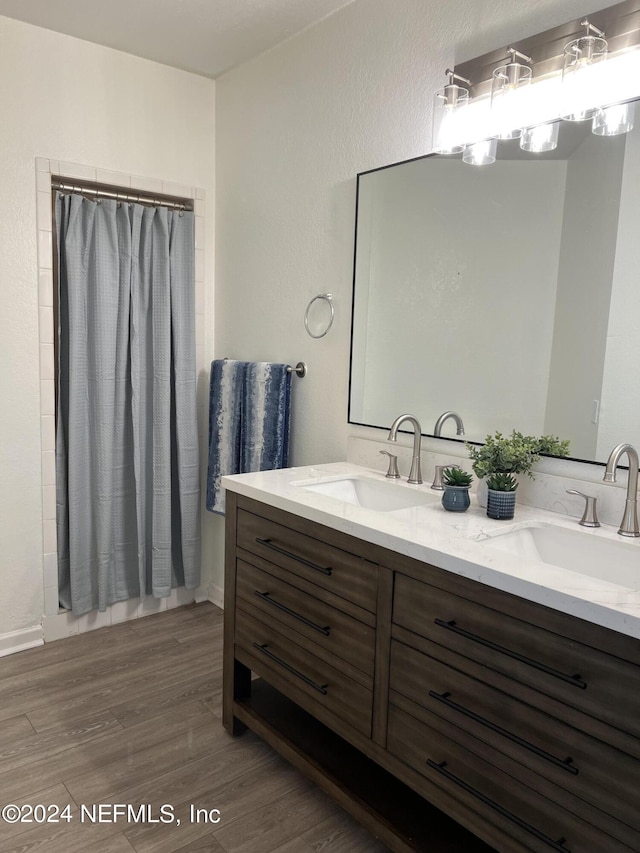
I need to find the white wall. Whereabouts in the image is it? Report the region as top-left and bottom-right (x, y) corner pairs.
(0, 16), (215, 640)
(214, 0), (606, 590)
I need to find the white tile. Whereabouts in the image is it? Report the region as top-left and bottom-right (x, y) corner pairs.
(130, 175), (163, 194)
(194, 215), (205, 249)
(78, 609), (111, 633)
(195, 187), (205, 200)
(41, 415), (55, 451)
(110, 598), (139, 624)
(195, 250), (204, 284)
(35, 157), (50, 172)
(43, 553), (58, 588)
(44, 585), (60, 617)
(41, 450), (56, 485)
(36, 170), (51, 193)
(194, 198), (205, 217)
(39, 306), (54, 344)
(176, 586), (196, 606)
(137, 596), (163, 617)
(162, 180), (192, 199)
(59, 162), (96, 181)
(42, 484), (56, 520)
(43, 519), (57, 553)
(43, 612), (79, 642)
(196, 314), (204, 353)
(39, 269), (54, 307)
(38, 231), (52, 268)
(40, 344), (54, 380)
(37, 193), (52, 231)
(195, 280), (205, 315)
(96, 169), (131, 188)
(40, 380), (55, 416)
(164, 589), (180, 610)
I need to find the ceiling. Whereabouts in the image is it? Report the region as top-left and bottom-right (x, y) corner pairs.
(0, 0), (355, 78)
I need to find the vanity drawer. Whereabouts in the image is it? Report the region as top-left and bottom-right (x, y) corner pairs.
(236, 560), (375, 677)
(390, 639), (640, 836)
(237, 508), (378, 612)
(393, 573), (640, 739)
(234, 608), (373, 737)
(387, 703), (634, 853)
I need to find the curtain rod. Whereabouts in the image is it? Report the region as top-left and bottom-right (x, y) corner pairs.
(51, 180), (193, 212)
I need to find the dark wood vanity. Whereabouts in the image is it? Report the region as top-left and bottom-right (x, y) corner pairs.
(223, 491), (640, 852)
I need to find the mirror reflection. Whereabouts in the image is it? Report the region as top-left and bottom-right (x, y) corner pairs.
(349, 101), (640, 464)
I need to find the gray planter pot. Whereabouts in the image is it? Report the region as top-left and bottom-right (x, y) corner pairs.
(486, 488), (516, 520)
(441, 485), (471, 512)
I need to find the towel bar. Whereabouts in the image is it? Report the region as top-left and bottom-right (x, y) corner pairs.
(223, 358), (306, 378)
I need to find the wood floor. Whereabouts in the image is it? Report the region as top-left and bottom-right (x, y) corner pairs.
(0, 602), (389, 853)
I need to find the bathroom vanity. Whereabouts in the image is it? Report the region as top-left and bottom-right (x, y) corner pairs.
(222, 464), (640, 853)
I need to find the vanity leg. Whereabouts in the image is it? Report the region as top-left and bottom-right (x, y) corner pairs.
(223, 658), (251, 736)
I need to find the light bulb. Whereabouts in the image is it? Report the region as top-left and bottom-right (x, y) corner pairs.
(592, 101), (635, 136)
(520, 122), (560, 152)
(462, 138), (497, 166)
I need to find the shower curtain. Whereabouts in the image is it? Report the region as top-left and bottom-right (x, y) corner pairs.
(55, 192), (201, 615)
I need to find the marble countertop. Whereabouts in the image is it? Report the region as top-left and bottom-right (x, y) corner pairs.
(223, 462), (640, 640)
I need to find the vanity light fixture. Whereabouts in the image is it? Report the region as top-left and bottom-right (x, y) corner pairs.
(462, 138), (497, 166)
(520, 120), (560, 152)
(432, 69), (471, 154)
(491, 48), (533, 139)
(561, 19), (608, 121)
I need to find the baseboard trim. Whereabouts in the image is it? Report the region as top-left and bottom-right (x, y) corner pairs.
(208, 584), (224, 610)
(0, 625), (44, 658)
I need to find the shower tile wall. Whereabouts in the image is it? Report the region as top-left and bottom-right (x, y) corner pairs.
(35, 159), (207, 642)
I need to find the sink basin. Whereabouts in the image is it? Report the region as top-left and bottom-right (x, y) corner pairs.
(482, 523), (640, 589)
(296, 475), (437, 512)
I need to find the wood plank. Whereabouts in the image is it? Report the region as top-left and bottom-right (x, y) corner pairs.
(0, 601), (385, 853)
(211, 782), (338, 853)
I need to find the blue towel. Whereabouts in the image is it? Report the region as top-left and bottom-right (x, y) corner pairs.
(206, 360), (292, 514)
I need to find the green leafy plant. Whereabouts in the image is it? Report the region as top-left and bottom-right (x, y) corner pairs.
(466, 430), (570, 481)
(486, 472), (518, 492)
(536, 435), (571, 457)
(442, 467), (473, 488)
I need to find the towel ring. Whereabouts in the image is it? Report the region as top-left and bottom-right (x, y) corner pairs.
(304, 293), (334, 339)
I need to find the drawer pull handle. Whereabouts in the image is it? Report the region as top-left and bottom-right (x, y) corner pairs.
(254, 591), (331, 637)
(428, 691), (578, 775)
(426, 760), (571, 852)
(255, 538), (332, 576)
(433, 619), (587, 690)
(252, 643), (328, 695)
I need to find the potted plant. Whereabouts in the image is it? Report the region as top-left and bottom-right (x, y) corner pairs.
(441, 467), (473, 512)
(467, 431), (570, 514)
(485, 472), (518, 520)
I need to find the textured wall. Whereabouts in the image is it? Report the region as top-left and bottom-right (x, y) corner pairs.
(213, 0), (605, 588)
(0, 16), (215, 637)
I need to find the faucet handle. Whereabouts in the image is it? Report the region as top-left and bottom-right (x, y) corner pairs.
(431, 464), (453, 491)
(566, 490), (600, 527)
(380, 450), (401, 479)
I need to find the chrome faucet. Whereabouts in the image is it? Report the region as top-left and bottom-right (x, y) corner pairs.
(387, 414), (423, 484)
(434, 411), (465, 437)
(603, 443), (640, 537)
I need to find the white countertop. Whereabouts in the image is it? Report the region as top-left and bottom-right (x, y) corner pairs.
(223, 462), (640, 641)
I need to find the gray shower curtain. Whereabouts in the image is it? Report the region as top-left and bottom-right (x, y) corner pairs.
(55, 192), (201, 615)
